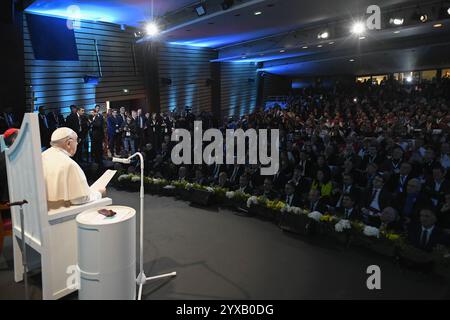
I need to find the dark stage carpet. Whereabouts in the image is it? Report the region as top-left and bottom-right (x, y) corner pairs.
(1, 188), (449, 300)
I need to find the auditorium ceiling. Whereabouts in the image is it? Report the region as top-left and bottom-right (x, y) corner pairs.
(26, 0), (450, 77)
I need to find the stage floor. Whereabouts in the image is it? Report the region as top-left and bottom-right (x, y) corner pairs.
(1, 188), (449, 300)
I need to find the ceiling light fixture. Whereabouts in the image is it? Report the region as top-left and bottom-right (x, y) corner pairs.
(145, 22), (159, 36)
(351, 22), (366, 35)
(349, 59), (355, 62)
(434, 23), (444, 28)
(389, 17), (404, 26)
(254, 11), (262, 15)
(317, 31), (329, 39)
(195, 4), (207, 16)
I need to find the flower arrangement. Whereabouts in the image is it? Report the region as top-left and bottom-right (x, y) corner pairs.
(363, 226), (380, 238)
(282, 206), (305, 215)
(117, 173), (133, 182)
(247, 196), (259, 208)
(334, 219), (352, 233)
(319, 214), (337, 223)
(266, 200), (286, 211)
(307, 211), (323, 222)
(225, 191), (235, 199)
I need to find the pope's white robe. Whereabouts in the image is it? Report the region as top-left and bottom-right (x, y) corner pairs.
(42, 147), (101, 208)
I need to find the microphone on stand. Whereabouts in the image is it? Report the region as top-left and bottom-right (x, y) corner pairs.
(112, 157), (131, 164)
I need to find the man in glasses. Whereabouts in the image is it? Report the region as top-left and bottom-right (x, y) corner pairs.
(42, 127), (106, 210)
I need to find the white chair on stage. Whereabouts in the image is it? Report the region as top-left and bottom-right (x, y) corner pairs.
(1, 113), (112, 300)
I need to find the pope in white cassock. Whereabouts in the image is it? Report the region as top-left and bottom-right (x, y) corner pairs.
(42, 127), (105, 209)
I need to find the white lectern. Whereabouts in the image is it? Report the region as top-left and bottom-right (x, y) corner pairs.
(77, 206), (136, 300)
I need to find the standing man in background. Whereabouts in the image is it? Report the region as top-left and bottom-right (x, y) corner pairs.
(38, 106), (50, 149)
(90, 105), (104, 169)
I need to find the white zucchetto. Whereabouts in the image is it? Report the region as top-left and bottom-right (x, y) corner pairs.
(51, 127), (76, 143)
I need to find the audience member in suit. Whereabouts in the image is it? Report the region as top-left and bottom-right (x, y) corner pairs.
(381, 146), (404, 174)
(177, 166), (189, 181)
(395, 178), (432, 225)
(272, 160), (290, 190)
(90, 105), (105, 169)
(388, 162), (414, 195)
(407, 208), (450, 252)
(284, 182), (302, 207)
(423, 165), (450, 208)
(420, 147), (438, 181)
(359, 162), (379, 189)
(193, 167), (208, 185)
(361, 173), (393, 224)
(304, 188), (328, 213)
(37, 106), (50, 149)
(331, 173), (360, 209)
(259, 178), (280, 200)
(335, 193), (361, 221)
(290, 166), (312, 198)
(360, 145), (385, 171)
(376, 207), (404, 233)
(235, 174), (253, 194)
(298, 150), (314, 178)
(77, 107), (90, 162)
(213, 171), (232, 189)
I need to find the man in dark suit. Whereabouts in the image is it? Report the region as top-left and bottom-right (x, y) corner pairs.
(382, 146), (404, 174)
(388, 162), (414, 195)
(284, 182), (302, 207)
(336, 193), (361, 221)
(37, 106), (50, 149)
(331, 173), (361, 209)
(90, 105), (104, 169)
(259, 178), (280, 200)
(228, 164), (244, 187)
(234, 174), (253, 195)
(395, 178), (432, 225)
(423, 165), (450, 208)
(76, 107), (89, 162)
(361, 174), (393, 224)
(304, 189), (328, 213)
(136, 108), (146, 151)
(272, 160), (290, 191)
(408, 208), (450, 252)
(65, 105), (81, 136)
(107, 109), (123, 157)
(290, 166), (311, 198)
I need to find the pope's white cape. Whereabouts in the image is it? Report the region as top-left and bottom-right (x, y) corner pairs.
(42, 146), (92, 202)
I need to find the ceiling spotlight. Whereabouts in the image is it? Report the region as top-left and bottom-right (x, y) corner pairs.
(145, 22), (159, 36)
(317, 31), (329, 39)
(394, 30), (401, 34)
(439, 6), (450, 18)
(359, 36), (366, 40)
(434, 23), (444, 28)
(389, 17), (404, 26)
(420, 14), (428, 23)
(195, 4), (206, 16)
(406, 76), (413, 83)
(349, 59), (355, 62)
(329, 41), (335, 45)
(302, 46), (308, 49)
(317, 44), (323, 48)
(351, 22), (366, 35)
(254, 11), (262, 15)
(279, 49), (286, 53)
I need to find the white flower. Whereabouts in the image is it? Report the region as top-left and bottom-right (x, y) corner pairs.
(131, 176), (141, 183)
(117, 174), (130, 182)
(186, 183), (193, 190)
(246, 196), (258, 208)
(163, 185), (175, 190)
(308, 211), (323, 222)
(225, 191), (235, 199)
(206, 187), (215, 193)
(281, 206), (289, 213)
(292, 207), (303, 215)
(335, 219), (352, 233)
(363, 226), (380, 238)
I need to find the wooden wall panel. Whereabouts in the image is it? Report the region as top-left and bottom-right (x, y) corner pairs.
(157, 43), (217, 114)
(24, 13), (145, 114)
(220, 62), (258, 117)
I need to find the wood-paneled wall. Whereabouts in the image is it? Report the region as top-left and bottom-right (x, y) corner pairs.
(24, 13), (145, 113)
(220, 62), (258, 118)
(157, 43), (217, 114)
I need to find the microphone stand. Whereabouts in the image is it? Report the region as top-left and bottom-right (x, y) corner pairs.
(113, 153), (176, 300)
(7, 200), (29, 300)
